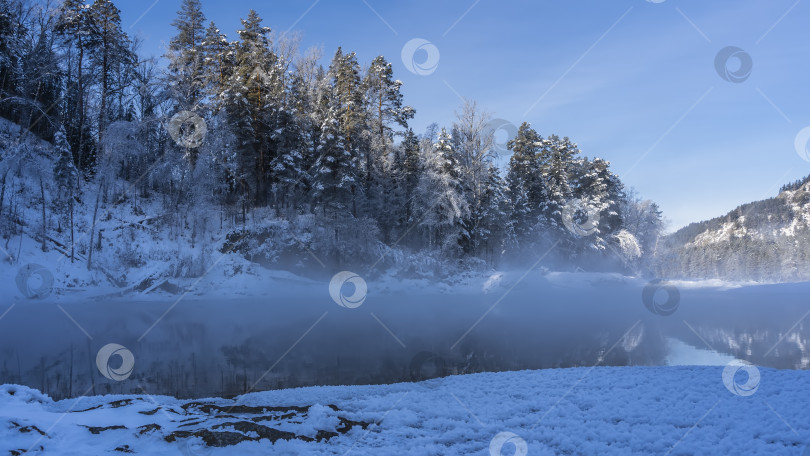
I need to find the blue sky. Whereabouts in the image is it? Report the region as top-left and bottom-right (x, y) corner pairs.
(118, 0), (810, 231)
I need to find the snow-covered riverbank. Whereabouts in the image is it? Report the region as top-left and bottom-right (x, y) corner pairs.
(2, 366), (808, 455)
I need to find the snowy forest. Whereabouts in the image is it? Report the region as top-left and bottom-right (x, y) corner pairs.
(0, 0), (666, 285)
(1, 1), (809, 454)
(657, 174), (810, 282)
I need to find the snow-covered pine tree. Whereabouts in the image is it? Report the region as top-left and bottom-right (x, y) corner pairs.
(329, 48), (364, 144)
(200, 21), (232, 114)
(412, 128), (469, 255)
(362, 55), (414, 189)
(540, 134), (578, 237)
(361, 55), (414, 237)
(364, 56), (413, 140)
(473, 164), (511, 263)
(371, 143), (402, 243)
(167, 0), (207, 111)
(223, 10), (278, 206)
(565, 156), (613, 257)
(323, 47), (366, 216)
(87, 0), (132, 142)
(506, 123), (545, 243)
(311, 101), (357, 217)
(286, 47), (326, 202)
(55, 0), (96, 173)
(309, 96), (376, 266)
(401, 128), (421, 224)
(574, 157), (624, 236)
(0, 0), (23, 121)
(269, 106), (305, 214)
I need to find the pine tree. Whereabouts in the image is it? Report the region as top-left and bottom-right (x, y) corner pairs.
(223, 10), (277, 205)
(200, 21), (231, 113)
(329, 48), (365, 163)
(506, 123), (545, 242)
(0, 0), (24, 121)
(363, 56), (414, 141)
(311, 100), (360, 243)
(321, 47), (365, 216)
(540, 134), (578, 235)
(55, 0), (96, 173)
(269, 107), (304, 213)
(362, 55), (414, 190)
(167, 0), (207, 110)
(413, 128), (469, 255)
(473, 165), (511, 262)
(401, 128), (421, 218)
(574, 157), (624, 238)
(287, 48), (326, 202)
(87, 0), (132, 142)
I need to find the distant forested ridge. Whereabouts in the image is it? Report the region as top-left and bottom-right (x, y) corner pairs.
(656, 175), (810, 282)
(0, 0), (664, 284)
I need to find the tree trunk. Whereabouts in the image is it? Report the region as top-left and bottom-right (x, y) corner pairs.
(87, 182), (102, 270)
(99, 30), (109, 144)
(69, 187), (75, 262)
(39, 178), (47, 252)
(76, 41), (86, 171)
(0, 169), (7, 218)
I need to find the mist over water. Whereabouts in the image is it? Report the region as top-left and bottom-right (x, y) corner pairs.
(2, 274), (808, 400)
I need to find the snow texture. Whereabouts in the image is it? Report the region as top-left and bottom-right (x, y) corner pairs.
(1, 366), (808, 455)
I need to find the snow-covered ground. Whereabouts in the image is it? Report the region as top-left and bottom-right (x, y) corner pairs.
(2, 366), (808, 455)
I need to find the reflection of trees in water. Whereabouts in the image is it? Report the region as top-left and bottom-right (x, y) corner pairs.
(673, 324), (810, 370)
(0, 323), (671, 401)
(451, 322), (668, 373)
(4, 315), (808, 401)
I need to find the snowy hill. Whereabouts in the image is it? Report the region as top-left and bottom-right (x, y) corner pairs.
(657, 175), (810, 282)
(2, 366), (808, 455)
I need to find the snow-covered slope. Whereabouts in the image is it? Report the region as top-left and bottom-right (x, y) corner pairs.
(2, 366), (808, 455)
(658, 177), (810, 282)
(687, 181), (810, 246)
